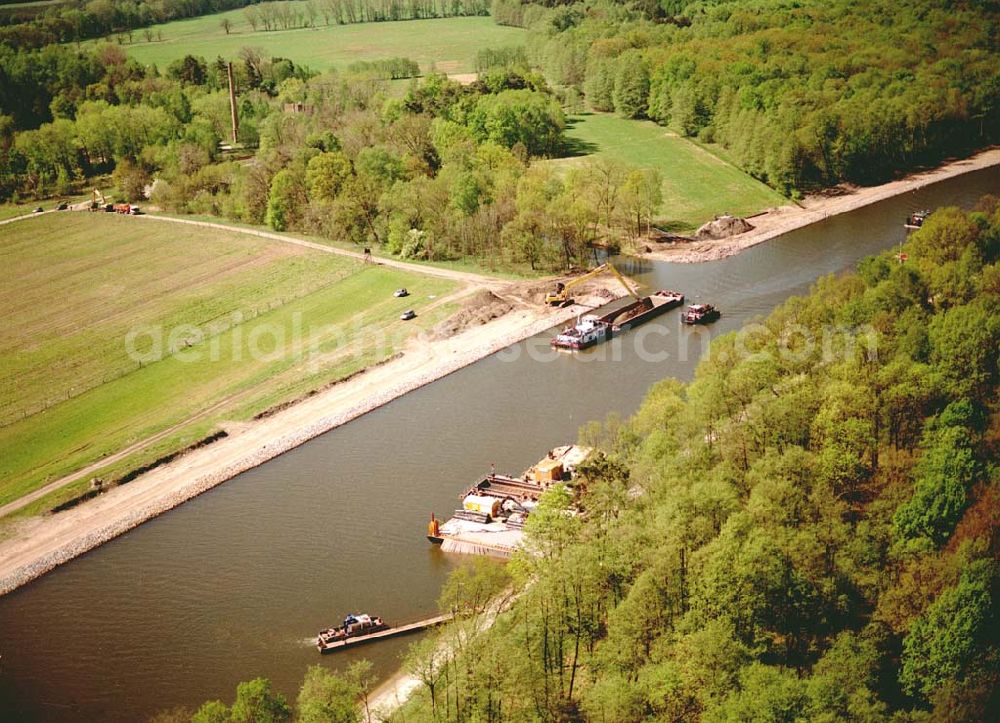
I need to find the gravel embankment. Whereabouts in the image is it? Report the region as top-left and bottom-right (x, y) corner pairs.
(0, 298), (606, 596)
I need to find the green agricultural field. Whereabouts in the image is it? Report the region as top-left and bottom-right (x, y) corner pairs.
(0, 197), (79, 222)
(117, 12), (524, 74)
(552, 113), (788, 232)
(0, 213), (456, 508)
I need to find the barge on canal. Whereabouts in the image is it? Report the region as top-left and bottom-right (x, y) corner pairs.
(551, 290), (685, 350)
(428, 445), (592, 557)
(317, 613), (388, 652)
(316, 613), (452, 653)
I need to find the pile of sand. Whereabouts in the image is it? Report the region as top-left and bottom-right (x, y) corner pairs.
(695, 214), (754, 240)
(515, 281), (559, 306)
(432, 290), (514, 339)
(590, 287), (617, 301)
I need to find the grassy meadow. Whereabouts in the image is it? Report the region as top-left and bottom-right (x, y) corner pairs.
(0, 196), (83, 221)
(552, 113), (788, 231)
(0, 213), (457, 509)
(116, 12), (524, 74)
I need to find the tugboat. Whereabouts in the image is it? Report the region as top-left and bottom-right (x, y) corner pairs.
(316, 613), (388, 652)
(681, 303), (721, 325)
(905, 210), (930, 229)
(551, 315), (610, 350)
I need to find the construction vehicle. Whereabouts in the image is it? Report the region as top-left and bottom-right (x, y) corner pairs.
(545, 262), (640, 307)
(89, 188), (109, 212)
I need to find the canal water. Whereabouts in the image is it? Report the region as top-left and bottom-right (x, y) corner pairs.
(0, 167), (996, 721)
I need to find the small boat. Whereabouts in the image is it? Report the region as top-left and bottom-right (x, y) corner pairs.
(316, 613), (388, 653)
(904, 210), (930, 229)
(681, 303), (720, 325)
(427, 513), (443, 544)
(551, 315), (610, 350)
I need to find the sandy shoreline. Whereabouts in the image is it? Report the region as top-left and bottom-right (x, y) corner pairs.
(644, 147), (1000, 263)
(0, 286), (613, 596)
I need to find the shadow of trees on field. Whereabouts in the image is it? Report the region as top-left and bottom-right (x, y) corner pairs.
(558, 114), (600, 158)
(652, 220), (696, 234)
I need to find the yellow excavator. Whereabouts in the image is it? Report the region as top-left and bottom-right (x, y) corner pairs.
(545, 262), (640, 306)
(89, 188), (108, 212)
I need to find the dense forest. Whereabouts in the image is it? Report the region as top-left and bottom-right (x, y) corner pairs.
(175, 200), (1000, 721)
(509, 0), (999, 192)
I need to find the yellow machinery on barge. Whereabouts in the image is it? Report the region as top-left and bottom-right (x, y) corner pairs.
(427, 445), (591, 557)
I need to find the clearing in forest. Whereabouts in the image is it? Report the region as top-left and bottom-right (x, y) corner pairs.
(552, 113), (789, 232)
(116, 13), (525, 74)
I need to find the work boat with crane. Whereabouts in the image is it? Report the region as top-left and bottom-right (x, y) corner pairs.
(548, 264), (685, 350)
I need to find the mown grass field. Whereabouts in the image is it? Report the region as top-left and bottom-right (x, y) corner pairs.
(163, 213), (531, 279)
(0, 197), (80, 221)
(117, 12), (524, 74)
(0, 213), (457, 508)
(551, 113), (788, 231)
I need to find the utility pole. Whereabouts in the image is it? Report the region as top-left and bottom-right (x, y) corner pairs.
(227, 62), (239, 145)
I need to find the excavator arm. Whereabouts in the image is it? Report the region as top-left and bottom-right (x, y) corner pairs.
(606, 263), (640, 301)
(90, 188), (107, 211)
(545, 262), (640, 306)
(545, 264), (607, 305)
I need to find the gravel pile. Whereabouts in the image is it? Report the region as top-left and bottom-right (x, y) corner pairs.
(695, 214), (754, 240)
(432, 290), (514, 339)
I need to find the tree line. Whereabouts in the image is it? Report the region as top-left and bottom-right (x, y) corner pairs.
(0, 0), (260, 50)
(0, 0), (491, 51)
(243, 0), (489, 32)
(241, 65), (656, 270)
(346, 57), (420, 80)
(519, 0), (999, 193)
(0, 43), (310, 198)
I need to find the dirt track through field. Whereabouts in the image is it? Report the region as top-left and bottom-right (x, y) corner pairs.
(134, 214), (494, 284)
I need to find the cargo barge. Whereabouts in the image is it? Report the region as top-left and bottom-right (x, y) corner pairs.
(551, 290), (684, 350)
(604, 290), (685, 332)
(316, 613), (452, 653)
(427, 446), (591, 557)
